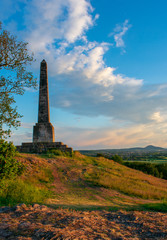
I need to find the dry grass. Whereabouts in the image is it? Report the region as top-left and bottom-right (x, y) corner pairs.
(0, 204), (167, 239)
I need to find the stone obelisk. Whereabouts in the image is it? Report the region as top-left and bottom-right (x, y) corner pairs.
(33, 60), (55, 142)
(17, 59), (73, 154)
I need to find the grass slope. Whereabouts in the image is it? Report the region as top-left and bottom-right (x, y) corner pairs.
(1, 152), (167, 211)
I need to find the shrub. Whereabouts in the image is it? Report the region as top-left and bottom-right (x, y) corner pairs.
(156, 163), (167, 180)
(124, 162), (164, 178)
(111, 155), (124, 164)
(48, 149), (65, 156)
(0, 140), (24, 179)
(46, 149), (73, 157)
(96, 153), (105, 158)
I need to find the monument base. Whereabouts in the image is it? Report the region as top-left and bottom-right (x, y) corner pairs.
(16, 142), (73, 154)
(33, 122), (55, 142)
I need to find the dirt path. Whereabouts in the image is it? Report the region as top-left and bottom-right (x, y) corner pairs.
(0, 204), (166, 239)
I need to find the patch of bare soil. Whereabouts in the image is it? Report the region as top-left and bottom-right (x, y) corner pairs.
(0, 204), (166, 239)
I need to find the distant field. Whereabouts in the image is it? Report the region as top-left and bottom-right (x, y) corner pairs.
(126, 159), (167, 164)
(80, 149), (167, 164)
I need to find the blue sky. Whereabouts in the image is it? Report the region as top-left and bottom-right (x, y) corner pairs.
(1, 0), (167, 149)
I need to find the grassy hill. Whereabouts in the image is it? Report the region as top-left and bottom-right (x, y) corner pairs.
(1, 151), (167, 212)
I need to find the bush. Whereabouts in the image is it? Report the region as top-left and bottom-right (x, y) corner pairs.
(0, 140), (24, 179)
(156, 163), (167, 180)
(111, 155), (124, 164)
(48, 149), (65, 156)
(46, 149), (73, 157)
(124, 162), (164, 178)
(96, 153), (105, 158)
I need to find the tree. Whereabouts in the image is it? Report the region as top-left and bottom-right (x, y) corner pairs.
(111, 154), (124, 164)
(0, 139), (24, 179)
(0, 22), (37, 138)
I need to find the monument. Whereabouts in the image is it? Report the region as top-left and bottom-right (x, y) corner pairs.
(33, 60), (55, 142)
(17, 60), (73, 154)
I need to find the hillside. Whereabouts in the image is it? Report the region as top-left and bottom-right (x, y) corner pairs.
(1, 151), (166, 209)
(1, 152), (167, 239)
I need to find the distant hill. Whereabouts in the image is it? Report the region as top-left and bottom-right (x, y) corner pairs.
(122, 145), (165, 152)
(80, 145), (167, 157)
(144, 145), (165, 151)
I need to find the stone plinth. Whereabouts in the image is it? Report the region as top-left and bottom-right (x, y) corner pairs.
(17, 142), (73, 154)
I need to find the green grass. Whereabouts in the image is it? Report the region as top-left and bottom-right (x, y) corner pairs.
(77, 157), (167, 199)
(0, 179), (52, 206)
(126, 159), (167, 164)
(138, 202), (167, 213)
(47, 203), (120, 211)
(38, 167), (55, 184)
(47, 202), (167, 213)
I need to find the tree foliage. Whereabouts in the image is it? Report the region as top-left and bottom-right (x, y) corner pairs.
(124, 162), (166, 179)
(0, 22), (37, 138)
(0, 139), (24, 179)
(111, 154), (124, 164)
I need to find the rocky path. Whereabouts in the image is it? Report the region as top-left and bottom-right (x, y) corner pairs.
(0, 204), (166, 239)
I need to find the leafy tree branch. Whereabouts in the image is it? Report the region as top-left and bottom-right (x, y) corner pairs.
(0, 22), (37, 138)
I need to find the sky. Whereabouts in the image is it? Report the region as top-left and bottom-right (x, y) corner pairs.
(1, 0), (167, 150)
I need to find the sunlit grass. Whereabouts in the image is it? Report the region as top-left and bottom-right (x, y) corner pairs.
(1, 152), (166, 211)
(71, 156), (166, 199)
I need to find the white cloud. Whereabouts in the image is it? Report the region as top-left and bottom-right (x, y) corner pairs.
(21, 1), (141, 94)
(150, 111), (165, 123)
(23, 9), (142, 108)
(110, 19), (131, 48)
(24, 0), (95, 50)
(62, 0), (94, 43)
